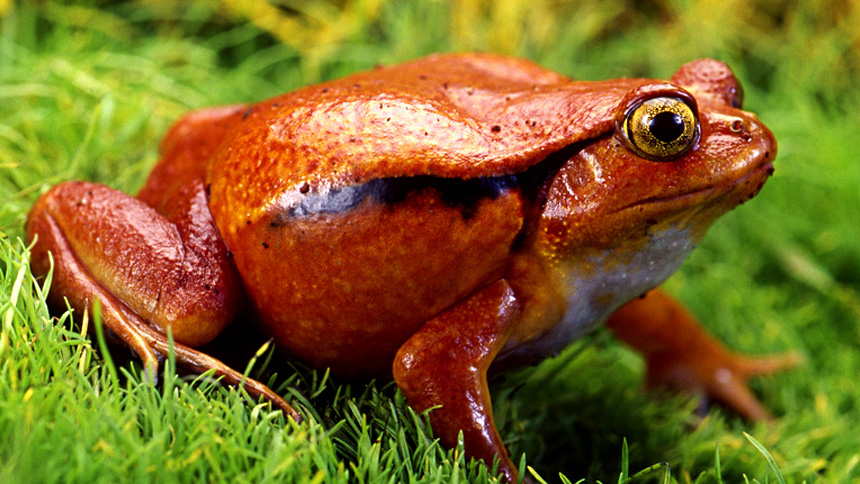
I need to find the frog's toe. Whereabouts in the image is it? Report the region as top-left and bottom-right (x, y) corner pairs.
(730, 351), (803, 378)
(708, 351), (801, 421)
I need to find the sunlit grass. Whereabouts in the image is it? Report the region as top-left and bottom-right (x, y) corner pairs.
(1, 0), (858, 482)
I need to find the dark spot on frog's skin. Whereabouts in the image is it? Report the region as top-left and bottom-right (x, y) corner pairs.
(646, 219), (658, 226)
(272, 103), (280, 108)
(205, 183), (211, 198)
(243, 108), (254, 120)
(491, 125), (501, 133)
(419, 75), (427, 80)
(442, 82), (449, 90)
(322, 88), (329, 93)
(299, 182), (310, 194)
(349, 137), (358, 143)
(261, 242), (269, 249)
(204, 283), (211, 290)
(246, 220), (252, 225)
(354, 84), (361, 89)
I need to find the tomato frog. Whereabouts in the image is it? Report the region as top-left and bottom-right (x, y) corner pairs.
(27, 53), (797, 482)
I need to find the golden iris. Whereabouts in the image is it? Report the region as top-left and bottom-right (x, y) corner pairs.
(623, 97), (698, 160)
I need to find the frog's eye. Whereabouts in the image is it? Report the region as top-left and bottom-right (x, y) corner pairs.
(622, 96), (699, 161)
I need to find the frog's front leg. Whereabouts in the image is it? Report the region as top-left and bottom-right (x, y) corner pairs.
(26, 180), (300, 420)
(607, 289), (799, 421)
(394, 280), (521, 483)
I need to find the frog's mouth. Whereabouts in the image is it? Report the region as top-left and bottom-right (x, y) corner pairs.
(620, 161), (774, 215)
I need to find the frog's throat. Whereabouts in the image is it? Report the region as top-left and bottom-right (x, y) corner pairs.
(499, 224), (698, 364)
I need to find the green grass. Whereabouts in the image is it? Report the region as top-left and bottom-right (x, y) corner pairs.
(2, 0), (859, 482)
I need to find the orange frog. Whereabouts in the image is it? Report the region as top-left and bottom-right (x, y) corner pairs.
(27, 54), (796, 482)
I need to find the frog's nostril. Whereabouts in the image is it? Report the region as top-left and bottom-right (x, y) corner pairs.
(728, 118), (753, 142)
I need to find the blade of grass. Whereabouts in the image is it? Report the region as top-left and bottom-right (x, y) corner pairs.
(744, 432), (786, 484)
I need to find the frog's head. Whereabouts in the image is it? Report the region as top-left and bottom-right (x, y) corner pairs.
(538, 59), (776, 255)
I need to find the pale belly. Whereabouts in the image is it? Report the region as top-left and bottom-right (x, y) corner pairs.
(498, 225), (698, 365)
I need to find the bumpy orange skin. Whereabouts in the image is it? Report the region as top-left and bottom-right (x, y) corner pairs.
(27, 54), (791, 482)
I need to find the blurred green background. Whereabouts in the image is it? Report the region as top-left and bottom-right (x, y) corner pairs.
(1, 0), (859, 482)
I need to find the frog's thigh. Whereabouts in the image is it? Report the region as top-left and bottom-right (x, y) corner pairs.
(28, 181), (240, 345)
(606, 289), (799, 421)
(27, 180), (247, 384)
(27, 183), (301, 418)
(393, 280), (521, 483)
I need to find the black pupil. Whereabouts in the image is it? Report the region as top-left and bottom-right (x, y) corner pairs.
(649, 111), (685, 143)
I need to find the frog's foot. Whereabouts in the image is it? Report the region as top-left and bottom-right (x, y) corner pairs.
(394, 280), (522, 483)
(99, 289), (301, 421)
(607, 289), (800, 421)
(641, 340), (800, 421)
(27, 181), (301, 421)
(133, 320), (302, 422)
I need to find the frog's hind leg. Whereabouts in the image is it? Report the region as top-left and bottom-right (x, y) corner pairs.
(26, 181), (300, 420)
(607, 289), (800, 421)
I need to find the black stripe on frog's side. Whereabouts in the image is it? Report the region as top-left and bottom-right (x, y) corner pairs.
(275, 141), (585, 228)
(279, 174), (521, 221)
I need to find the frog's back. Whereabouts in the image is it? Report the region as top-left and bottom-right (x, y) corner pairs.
(206, 53), (649, 236)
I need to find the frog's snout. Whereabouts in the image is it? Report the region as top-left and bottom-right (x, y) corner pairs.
(748, 113), (778, 169)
